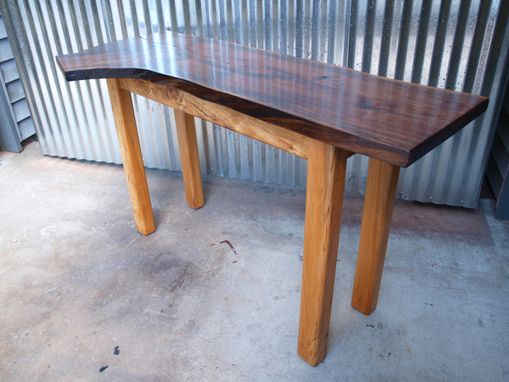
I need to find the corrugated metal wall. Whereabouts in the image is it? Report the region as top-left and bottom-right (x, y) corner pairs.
(1, 0), (508, 207)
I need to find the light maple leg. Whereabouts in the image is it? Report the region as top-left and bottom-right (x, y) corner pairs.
(107, 78), (155, 236)
(351, 158), (400, 315)
(174, 109), (204, 209)
(297, 141), (348, 366)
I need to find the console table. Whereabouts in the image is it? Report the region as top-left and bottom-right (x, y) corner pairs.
(57, 32), (488, 366)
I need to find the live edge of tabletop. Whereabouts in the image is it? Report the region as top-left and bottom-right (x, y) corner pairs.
(56, 31), (488, 367)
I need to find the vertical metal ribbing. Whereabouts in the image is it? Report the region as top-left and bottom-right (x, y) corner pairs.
(1, 0), (507, 207)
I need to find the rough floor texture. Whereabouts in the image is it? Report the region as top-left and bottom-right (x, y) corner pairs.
(1, 142), (508, 382)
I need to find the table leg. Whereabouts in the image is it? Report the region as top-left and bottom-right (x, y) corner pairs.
(174, 109), (205, 209)
(297, 141), (348, 366)
(107, 78), (155, 236)
(351, 158), (399, 315)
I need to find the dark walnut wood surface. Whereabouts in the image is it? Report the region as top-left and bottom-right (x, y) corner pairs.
(57, 32), (488, 167)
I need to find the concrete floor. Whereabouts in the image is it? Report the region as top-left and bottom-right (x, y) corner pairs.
(0, 142), (508, 382)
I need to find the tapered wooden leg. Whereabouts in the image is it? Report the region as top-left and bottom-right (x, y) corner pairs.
(174, 109), (205, 209)
(351, 158), (400, 315)
(297, 141), (348, 366)
(107, 78), (155, 236)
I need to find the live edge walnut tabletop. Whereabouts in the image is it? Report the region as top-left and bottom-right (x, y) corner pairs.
(57, 31), (488, 366)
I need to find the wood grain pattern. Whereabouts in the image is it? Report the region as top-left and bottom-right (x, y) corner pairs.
(119, 77), (311, 158)
(297, 142), (348, 366)
(174, 109), (204, 209)
(56, 32), (488, 167)
(106, 78), (155, 236)
(351, 159), (400, 315)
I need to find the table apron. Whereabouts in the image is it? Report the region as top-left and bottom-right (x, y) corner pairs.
(119, 78), (316, 160)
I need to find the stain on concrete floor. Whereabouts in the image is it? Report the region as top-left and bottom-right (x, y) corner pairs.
(0, 142), (508, 381)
